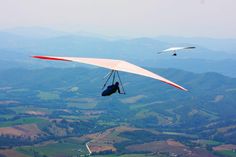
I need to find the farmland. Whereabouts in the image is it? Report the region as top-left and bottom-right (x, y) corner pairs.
(0, 67), (236, 157)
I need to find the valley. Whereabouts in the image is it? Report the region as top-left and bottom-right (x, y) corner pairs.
(0, 67), (236, 157)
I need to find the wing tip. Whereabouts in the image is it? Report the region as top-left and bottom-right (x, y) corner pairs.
(164, 81), (188, 92)
(187, 46), (196, 49)
(175, 85), (188, 92)
(182, 87), (188, 92)
(32, 55), (71, 61)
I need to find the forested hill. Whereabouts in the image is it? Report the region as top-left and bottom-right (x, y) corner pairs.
(0, 67), (236, 156)
(1, 67), (236, 121)
(1, 28), (236, 77)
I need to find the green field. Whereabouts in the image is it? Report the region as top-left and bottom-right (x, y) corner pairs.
(93, 154), (167, 157)
(9, 106), (52, 114)
(8, 88), (29, 93)
(0, 114), (15, 119)
(215, 150), (236, 157)
(162, 131), (198, 138)
(60, 115), (99, 120)
(37, 91), (60, 101)
(0, 117), (48, 127)
(67, 102), (97, 109)
(196, 140), (222, 146)
(16, 141), (88, 157)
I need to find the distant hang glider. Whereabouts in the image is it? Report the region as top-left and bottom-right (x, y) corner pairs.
(33, 56), (188, 94)
(158, 46), (196, 56)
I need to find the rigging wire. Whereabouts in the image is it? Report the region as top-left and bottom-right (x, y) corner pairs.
(102, 70), (114, 89)
(116, 71), (126, 94)
(112, 70), (116, 84)
(102, 70), (126, 94)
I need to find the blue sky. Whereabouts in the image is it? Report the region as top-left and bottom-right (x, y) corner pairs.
(0, 0), (235, 38)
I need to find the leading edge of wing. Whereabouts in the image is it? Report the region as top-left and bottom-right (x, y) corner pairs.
(32, 55), (188, 91)
(160, 46), (196, 53)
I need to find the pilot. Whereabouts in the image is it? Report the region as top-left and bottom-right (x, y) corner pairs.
(172, 53), (177, 56)
(102, 82), (121, 96)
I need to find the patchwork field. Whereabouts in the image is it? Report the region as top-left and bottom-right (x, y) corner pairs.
(0, 68), (236, 157)
(0, 124), (43, 138)
(16, 139), (89, 157)
(0, 149), (29, 157)
(0, 117), (48, 128)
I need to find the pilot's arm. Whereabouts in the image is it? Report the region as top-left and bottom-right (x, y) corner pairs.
(117, 86), (121, 94)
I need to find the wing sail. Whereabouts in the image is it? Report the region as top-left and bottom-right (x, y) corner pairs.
(159, 47), (196, 53)
(33, 56), (188, 91)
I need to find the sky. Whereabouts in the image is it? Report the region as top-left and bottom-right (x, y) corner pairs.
(0, 0), (236, 38)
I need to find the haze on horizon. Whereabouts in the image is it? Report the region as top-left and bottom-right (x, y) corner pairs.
(0, 0), (236, 38)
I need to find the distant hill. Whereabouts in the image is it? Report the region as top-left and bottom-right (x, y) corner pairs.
(0, 27), (236, 77)
(0, 67), (235, 118)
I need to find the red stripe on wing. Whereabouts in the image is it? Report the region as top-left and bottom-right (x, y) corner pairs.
(164, 81), (188, 91)
(32, 56), (71, 62)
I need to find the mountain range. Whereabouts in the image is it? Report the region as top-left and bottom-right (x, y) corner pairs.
(0, 27), (236, 77)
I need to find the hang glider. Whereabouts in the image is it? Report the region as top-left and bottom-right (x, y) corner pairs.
(32, 56), (188, 93)
(158, 46), (196, 56)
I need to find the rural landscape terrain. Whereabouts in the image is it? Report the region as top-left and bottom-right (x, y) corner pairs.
(0, 27), (236, 157)
(0, 67), (236, 157)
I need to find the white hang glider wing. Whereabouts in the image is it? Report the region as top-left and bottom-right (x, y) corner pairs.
(157, 46), (196, 54)
(32, 56), (188, 91)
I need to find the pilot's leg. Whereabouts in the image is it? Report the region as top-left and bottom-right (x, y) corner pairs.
(102, 87), (117, 96)
(102, 88), (113, 96)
